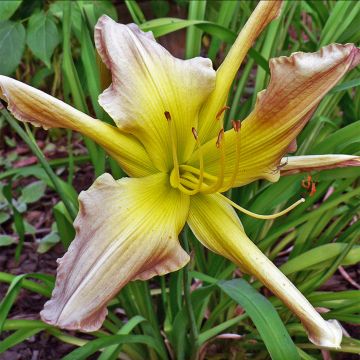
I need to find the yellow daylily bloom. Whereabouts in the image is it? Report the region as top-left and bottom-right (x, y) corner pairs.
(1, 0), (359, 348)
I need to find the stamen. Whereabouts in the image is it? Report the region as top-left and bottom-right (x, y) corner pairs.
(165, 111), (180, 187)
(219, 194), (305, 220)
(191, 127), (204, 194)
(204, 128), (225, 194)
(216, 105), (230, 120)
(216, 128), (224, 148)
(180, 165), (217, 182)
(228, 120), (241, 189)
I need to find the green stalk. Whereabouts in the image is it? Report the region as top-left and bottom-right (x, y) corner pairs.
(1, 109), (77, 220)
(181, 228), (199, 359)
(185, 1), (207, 59)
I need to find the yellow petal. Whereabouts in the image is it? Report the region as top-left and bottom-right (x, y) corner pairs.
(280, 155), (360, 175)
(41, 173), (189, 331)
(0, 75), (156, 177)
(198, 0), (283, 143)
(189, 43), (360, 191)
(188, 193), (342, 348)
(95, 16), (215, 172)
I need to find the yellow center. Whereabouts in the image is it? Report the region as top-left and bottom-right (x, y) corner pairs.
(165, 110), (305, 220)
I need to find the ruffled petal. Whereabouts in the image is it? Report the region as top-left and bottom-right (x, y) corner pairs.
(95, 15), (216, 172)
(187, 193), (342, 348)
(189, 44), (360, 191)
(280, 154), (360, 175)
(198, 0), (283, 143)
(41, 173), (189, 331)
(0, 75), (156, 177)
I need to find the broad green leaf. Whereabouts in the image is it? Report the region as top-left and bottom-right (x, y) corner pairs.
(19, 180), (46, 204)
(0, 212), (10, 224)
(219, 279), (300, 360)
(0, 1), (22, 21)
(280, 244), (360, 275)
(0, 21), (25, 75)
(26, 11), (60, 67)
(37, 230), (60, 254)
(0, 235), (14, 246)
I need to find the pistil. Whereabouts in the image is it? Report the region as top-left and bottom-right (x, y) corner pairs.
(220, 194), (305, 219)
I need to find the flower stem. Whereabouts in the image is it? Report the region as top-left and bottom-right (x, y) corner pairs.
(181, 228), (200, 359)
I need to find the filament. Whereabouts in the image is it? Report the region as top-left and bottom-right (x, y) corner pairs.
(228, 120), (241, 188)
(220, 194), (305, 220)
(180, 165), (217, 181)
(203, 128), (225, 194)
(165, 111), (180, 187)
(181, 128), (205, 195)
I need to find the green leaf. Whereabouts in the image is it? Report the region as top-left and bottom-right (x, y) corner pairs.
(0, 274), (28, 333)
(26, 11), (60, 68)
(37, 230), (60, 254)
(0, 1), (22, 21)
(218, 279), (300, 360)
(151, 0), (170, 18)
(53, 201), (75, 249)
(63, 335), (166, 360)
(0, 328), (44, 353)
(98, 316), (147, 360)
(19, 180), (46, 204)
(0, 21), (25, 75)
(0, 212), (10, 224)
(0, 235), (15, 246)
(329, 78), (360, 94)
(125, 0), (146, 24)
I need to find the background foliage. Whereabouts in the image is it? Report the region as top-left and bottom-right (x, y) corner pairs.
(0, 0), (359, 359)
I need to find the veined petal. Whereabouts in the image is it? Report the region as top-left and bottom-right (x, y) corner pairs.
(188, 193), (342, 348)
(198, 0), (283, 143)
(189, 44), (360, 191)
(95, 15), (215, 172)
(0, 76), (156, 177)
(280, 155), (360, 175)
(41, 173), (189, 331)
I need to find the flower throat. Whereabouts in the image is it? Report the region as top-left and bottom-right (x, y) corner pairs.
(164, 110), (304, 220)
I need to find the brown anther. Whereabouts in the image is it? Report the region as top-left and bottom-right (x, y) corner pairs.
(216, 128), (224, 148)
(216, 106), (230, 120)
(192, 127), (198, 140)
(231, 120), (241, 132)
(309, 182), (317, 197)
(164, 111), (171, 121)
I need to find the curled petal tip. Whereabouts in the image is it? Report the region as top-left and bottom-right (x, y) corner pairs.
(307, 319), (343, 349)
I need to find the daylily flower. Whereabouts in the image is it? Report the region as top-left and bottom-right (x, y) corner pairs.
(1, 0), (359, 349)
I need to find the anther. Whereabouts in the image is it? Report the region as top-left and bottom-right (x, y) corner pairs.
(231, 119), (241, 132)
(216, 106), (230, 120)
(216, 128), (224, 148)
(164, 111), (171, 121)
(192, 127), (198, 140)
